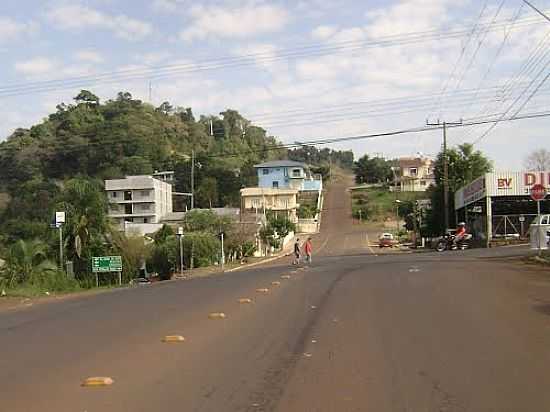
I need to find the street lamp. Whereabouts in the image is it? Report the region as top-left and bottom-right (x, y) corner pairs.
(395, 200), (401, 234)
(177, 227), (184, 275)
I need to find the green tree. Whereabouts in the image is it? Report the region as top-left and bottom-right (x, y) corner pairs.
(4, 239), (57, 288)
(426, 143), (492, 234)
(56, 178), (109, 278)
(111, 232), (152, 282)
(354, 155), (392, 184)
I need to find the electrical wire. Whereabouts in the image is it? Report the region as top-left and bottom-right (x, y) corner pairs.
(0, 14), (546, 98)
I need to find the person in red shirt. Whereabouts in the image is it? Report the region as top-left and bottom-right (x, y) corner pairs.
(454, 222), (467, 246)
(304, 237), (313, 264)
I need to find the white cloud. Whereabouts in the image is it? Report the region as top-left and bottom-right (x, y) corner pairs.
(0, 17), (38, 43)
(135, 51), (173, 65)
(75, 50), (104, 64)
(46, 5), (153, 40)
(14, 57), (57, 76)
(233, 43), (281, 72)
(311, 25), (338, 40)
(181, 4), (289, 41)
(365, 0), (458, 37)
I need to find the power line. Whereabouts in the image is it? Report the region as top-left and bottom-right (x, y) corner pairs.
(471, 59), (550, 144)
(429, 0), (490, 119)
(523, 0), (550, 22)
(0, 14), (546, 98)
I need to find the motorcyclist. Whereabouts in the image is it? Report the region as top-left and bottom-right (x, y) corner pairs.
(453, 222), (467, 246)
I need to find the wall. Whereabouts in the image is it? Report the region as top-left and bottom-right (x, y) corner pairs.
(258, 167), (290, 188)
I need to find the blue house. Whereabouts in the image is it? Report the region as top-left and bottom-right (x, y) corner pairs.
(254, 160), (322, 191)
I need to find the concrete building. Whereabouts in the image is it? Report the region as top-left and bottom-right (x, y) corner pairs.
(241, 160), (323, 229)
(396, 156), (435, 192)
(254, 160), (323, 192)
(240, 187), (300, 221)
(153, 170), (175, 186)
(105, 175), (173, 231)
(455, 171), (550, 244)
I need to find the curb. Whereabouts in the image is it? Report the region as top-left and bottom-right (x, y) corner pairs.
(225, 252), (290, 273)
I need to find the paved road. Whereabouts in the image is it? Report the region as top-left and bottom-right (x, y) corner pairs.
(2, 179), (550, 411)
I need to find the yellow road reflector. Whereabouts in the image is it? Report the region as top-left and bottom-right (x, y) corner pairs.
(208, 312), (227, 319)
(303, 352), (313, 358)
(280, 275), (291, 279)
(311, 339), (317, 344)
(162, 335), (185, 343)
(271, 281), (281, 286)
(256, 288), (269, 293)
(238, 298), (252, 304)
(310, 305), (317, 309)
(81, 377), (114, 387)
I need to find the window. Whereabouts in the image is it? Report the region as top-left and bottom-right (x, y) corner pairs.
(141, 190), (150, 197)
(541, 216), (549, 225)
(111, 191), (117, 198)
(273, 181), (279, 188)
(283, 168), (288, 177)
(420, 180), (426, 186)
(124, 190), (132, 201)
(143, 218), (148, 224)
(124, 217), (134, 223)
(262, 168), (269, 175)
(252, 199), (259, 208)
(409, 167), (418, 176)
(125, 204), (133, 214)
(276, 168), (280, 172)
(292, 169), (301, 177)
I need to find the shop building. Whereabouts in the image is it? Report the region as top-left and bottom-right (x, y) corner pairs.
(455, 171), (550, 244)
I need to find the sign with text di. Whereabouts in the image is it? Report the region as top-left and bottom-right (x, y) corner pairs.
(530, 184), (547, 202)
(92, 256), (122, 273)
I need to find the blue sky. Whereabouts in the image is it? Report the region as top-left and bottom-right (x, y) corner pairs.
(1, 0), (549, 170)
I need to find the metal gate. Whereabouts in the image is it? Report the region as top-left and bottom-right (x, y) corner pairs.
(492, 214), (537, 239)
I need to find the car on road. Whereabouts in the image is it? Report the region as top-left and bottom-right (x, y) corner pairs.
(379, 233), (395, 248)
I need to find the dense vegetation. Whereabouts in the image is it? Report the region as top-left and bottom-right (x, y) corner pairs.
(0, 90), (352, 295)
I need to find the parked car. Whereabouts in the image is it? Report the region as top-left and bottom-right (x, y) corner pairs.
(379, 233), (395, 248)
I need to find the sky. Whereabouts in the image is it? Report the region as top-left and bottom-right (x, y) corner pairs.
(0, 0), (549, 170)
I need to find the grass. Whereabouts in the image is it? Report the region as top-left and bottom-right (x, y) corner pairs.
(351, 187), (429, 222)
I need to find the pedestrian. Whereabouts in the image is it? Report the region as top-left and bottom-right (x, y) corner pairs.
(293, 238), (301, 265)
(304, 237), (313, 264)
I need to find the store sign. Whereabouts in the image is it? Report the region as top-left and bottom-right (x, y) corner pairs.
(497, 178), (513, 189)
(524, 172), (550, 193)
(463, 176), (486, 205)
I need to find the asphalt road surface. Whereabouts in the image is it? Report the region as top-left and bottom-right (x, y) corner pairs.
(2, 178), (550, 411)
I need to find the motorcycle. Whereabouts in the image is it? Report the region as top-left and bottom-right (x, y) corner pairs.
(435, 233), (472, 252)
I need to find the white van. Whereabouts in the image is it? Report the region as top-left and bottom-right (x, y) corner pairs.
(529, 214), (550, 250)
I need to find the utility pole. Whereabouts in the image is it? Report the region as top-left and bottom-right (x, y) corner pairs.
(191, 149), (195, 210)
(426, 119), (462, 230)
(220, 232), (225, 271)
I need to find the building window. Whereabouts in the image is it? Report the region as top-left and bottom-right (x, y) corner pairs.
(283, 168), (288, 177)
(143, 218), (148, 224)
(292, 169), (301, 177)
(141, 190), (150, 197)
(262, 168), (269, 175)
(273, 181), (279, 188)
(409, 167), (418, 176)
(124, 217), (134, 223)
(124, 190), (132, 201)
(111, 191), (117, 198)
(542, 216), (549, 225)
(276, 168), (281, 172)
(125, 204), (133, 215)
(252, 199), (259, 208)
(420, 180), (426, 186)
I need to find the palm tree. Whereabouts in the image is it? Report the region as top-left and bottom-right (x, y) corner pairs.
(6, 239), (57, 287)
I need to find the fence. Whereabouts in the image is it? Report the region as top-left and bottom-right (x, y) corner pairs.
(491, 214), (537, 239)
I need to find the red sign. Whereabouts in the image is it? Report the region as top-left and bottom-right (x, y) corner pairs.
(530, 184), (547, 201)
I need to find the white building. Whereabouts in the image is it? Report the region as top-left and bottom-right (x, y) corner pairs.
(396, 156), (435, 192)
(105, 175), (173, 230)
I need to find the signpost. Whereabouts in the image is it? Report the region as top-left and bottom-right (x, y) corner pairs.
(55, 212), (65, 272)
(530, 184), (548, 255)
(92, 256), (123, 287)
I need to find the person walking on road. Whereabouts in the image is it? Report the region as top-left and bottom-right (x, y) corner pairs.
(293, 238), (301, 265)
(304, 237), (313, 264)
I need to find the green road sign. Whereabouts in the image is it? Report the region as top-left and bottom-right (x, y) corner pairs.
(92, 256), (122, 273)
